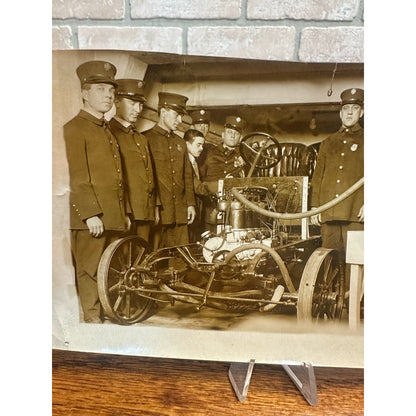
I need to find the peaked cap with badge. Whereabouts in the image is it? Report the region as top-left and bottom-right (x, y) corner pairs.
(340, 88), (364, 106)
(191, 109), (211, 124)
(116, 79), (146, 102)
(224, 115), (246, 133)
(76, 60), (118, 88)
(158, 92), (188, 115)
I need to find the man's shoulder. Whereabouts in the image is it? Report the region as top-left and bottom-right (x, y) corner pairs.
(63, 113), (91, 140)
(172, 132), (186, 143)
(64, 112), (83, 129)
(204, 142), (221, 154)
(318, 130), (342, 148)
(142, 125), (160, 136)
(64, 111), (102, 132)
(198, 142), (219, 165)
(109, 117), (122, 128)
(109, 118), (127, 136)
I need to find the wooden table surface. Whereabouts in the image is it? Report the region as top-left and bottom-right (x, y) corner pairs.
(52, 349), (363, 415)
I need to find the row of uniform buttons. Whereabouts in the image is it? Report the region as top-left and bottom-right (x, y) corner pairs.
(334, 139), (349, 197)
(168, 143), (177, 199)
(223, 155), (239, 175)
(72, 204), (81, 217)
(108, 135), (125, 201)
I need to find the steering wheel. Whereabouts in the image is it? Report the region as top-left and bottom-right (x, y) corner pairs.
(239, 132), (282, 171)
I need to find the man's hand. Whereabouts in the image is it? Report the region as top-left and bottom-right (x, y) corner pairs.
(86, 216), (104, 237)
(125, 215), (131, 231)
(154, 206), (160, 225)
(309, 208), (321, 226)
(187, 206), (196, 224)
(357, 205), (364, 222)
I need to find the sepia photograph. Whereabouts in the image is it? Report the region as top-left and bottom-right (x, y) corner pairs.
(52, 49), (364, 368)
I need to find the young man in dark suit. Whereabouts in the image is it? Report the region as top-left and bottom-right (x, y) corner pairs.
(184, 129), (211, 242)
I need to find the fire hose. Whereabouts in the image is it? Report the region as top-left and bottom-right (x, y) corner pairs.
(230, 177), (363, 220)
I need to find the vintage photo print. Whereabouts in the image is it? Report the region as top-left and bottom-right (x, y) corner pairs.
(53, 49), (363, 368)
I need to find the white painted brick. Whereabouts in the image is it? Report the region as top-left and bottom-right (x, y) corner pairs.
(247, 0), (360, 21)
(52, 26), (72, 49)
(78, 26), (183, 54)
(52, 0), (124, 19)
(299, 27), (364, 62)
(188, 26), (296, 61)
(131, 0), (241, 19)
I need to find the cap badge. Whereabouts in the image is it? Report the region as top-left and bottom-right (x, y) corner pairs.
(137, 81), (143, 88)
(234, 156), (245, 168)
(200, 110), (205, 115)
(104, 63), (112, 72)
(351, 88), (356, 95)
(350, 143), (358, 152)
(236, 117), (241, 122)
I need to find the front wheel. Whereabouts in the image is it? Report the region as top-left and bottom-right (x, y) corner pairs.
(97, 236), (154, 325)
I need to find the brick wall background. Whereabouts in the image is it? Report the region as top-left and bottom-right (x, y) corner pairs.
(52, 0), (364, 62)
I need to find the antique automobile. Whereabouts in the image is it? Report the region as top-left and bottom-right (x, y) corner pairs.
(97, 132), (362, 326)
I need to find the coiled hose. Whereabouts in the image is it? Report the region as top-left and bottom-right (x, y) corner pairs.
(230, 177), (364, 220)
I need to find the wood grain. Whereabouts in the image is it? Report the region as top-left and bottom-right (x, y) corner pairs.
(52, 349), (363, 415)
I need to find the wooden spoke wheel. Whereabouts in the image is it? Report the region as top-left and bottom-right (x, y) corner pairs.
(297, 248), (345, 322)
(97, 236), (154, 325)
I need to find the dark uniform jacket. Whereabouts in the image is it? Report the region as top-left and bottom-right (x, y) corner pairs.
(63, 110), (130, 231)
(143, 125), (195, 225)
(199, 143), (246, 192)
(109, 118), (158, 221)
(310, 124), (364, 223)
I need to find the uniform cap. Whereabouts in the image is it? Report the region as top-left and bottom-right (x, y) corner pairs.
(116, 79), (146, 102)
(341, 88), (364, 106)
(76, 60), (117, 87)
(158, 92), (188, 115)
(190, 109), (211, 124)
(224, 115), (245, 133)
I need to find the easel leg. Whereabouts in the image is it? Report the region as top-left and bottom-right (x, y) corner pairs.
(282, 362), (318, 406)
(349, 264), (364, 330)
(228, 361), (318, 406)
(228, 359), (255, 402)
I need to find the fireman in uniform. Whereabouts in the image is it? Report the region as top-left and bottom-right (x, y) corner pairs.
(143, 92), (196, 248)
(310, 88), (364, 253)
(190, 109), (211, 138)
(199, 115), (247, 233)
(64, 61), (131, 323)
(109, 79), (159, 241)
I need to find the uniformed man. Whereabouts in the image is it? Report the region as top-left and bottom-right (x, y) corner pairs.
(109, 79), (159, 241)
(199, 115), (247, 233)
(142, 92), (196, 248)
(64, 61), (131, 323)
(310, 88), (364, 253)
(190, 109), (211, 137)
(184, 129), (212, 242)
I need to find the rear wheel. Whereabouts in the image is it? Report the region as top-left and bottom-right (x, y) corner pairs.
(97, 236), (154, 325)
(297, 248), (345, 322)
